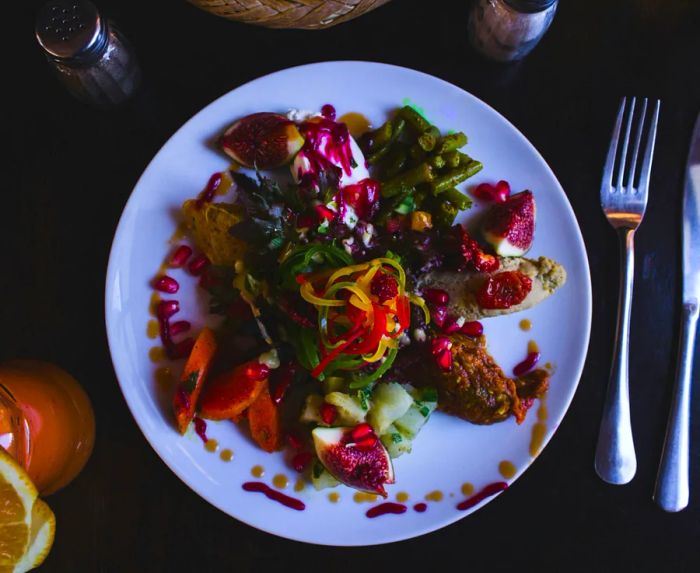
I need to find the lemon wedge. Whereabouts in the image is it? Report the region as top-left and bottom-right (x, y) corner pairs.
(0, 449), (55, 572)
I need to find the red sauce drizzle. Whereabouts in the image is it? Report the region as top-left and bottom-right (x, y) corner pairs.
(193, 417), (208, 443)
(242, 481), (306, 511)
(196, 172), (223, 207)
(413, 502), (427, 513)
(456, 481), (508, 511)
(298, 118), (354, 190)
(366, 502), (407, 519)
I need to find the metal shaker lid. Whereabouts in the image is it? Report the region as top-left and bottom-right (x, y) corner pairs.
(504, 0), (557, 13)
(35, 0), (106, 61)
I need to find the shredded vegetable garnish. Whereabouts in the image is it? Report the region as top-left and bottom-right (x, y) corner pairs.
(297, 258), (411, 379)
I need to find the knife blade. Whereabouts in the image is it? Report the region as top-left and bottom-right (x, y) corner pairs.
(653, 112), (700, 512)
(682, 114), (700, 302)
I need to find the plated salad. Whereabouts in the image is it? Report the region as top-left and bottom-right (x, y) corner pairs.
(154, 104), (567, 498)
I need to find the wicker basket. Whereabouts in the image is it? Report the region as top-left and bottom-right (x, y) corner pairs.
(188, 0), (391, 29)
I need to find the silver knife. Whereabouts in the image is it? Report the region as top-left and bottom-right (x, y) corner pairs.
(653, 112), (700, 512)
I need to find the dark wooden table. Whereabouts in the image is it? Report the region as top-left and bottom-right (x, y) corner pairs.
(7, 0), (700, 570)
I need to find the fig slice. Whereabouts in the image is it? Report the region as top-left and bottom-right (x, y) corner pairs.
(220, 112), (304, 169)
(312, 427), (395, 497)
(482, 190), (535, 256)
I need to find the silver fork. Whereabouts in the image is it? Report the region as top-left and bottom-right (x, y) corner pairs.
(595, 97), (661, 484)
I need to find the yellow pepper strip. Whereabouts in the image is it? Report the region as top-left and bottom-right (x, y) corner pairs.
(349, 294), (372, 312)
(300, 282), (345, 307)
(409, 294), (431, 324)
(363, 337), (391, 363)
(340, 284), (372, 306)
(356, 263), (381, 294)
(326, 263), (370, 289)
(385, 315), (396, 334)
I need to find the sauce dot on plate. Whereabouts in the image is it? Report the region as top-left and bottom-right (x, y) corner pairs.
(461, 483), (475, 496)
(425, 490), (443, 502)
(251, 465), (265, 478)
(498, 460), (516, 479)
(220, 449), (234, 462)
(272, 474), (289, 489)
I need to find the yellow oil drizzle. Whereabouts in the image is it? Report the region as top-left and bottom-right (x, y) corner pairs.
(529, 398), (548, 457)
(205, 439), (218, 453)
(149, 346), (166, 363)
(251, 465), (265, 478)
(147, 319), (160, 339)
(216, 171), (233, 196)
(396, 492), (410, 503)
(220, 449), (234, 462)
(528, 340), (540, 354)
(328, 492), (340, 503)
(519, 319), (532, 331)
(425, 490), (444, 502)
(544, 362), (553, 371)
(338, 112), (371, 138)
(461, 483), (474, 496)
(149, 292), (161, 316)
(353, 492), (378, 503)
(154, 366), (174, 389)
(293, 479), (305, 492)
(272, 474), (289, 489)
(170, 222), (188, 243)
(498, 460), (516, 479)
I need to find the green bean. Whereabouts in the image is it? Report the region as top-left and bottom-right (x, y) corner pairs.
(435, 132), (468, 154)
(458, 152), (473, 166)
(444, 150), (461, 168)
(430, 160), (483, 195)
(398, 105), (432, 133)
(413, 189), (428, 209)
(418, 126), (440, 152)
(428, 154), (446, 169)
(381, 162), (434, 198)
(369, 119), (393, 152)
(367, 118), (406, 165)
(408, 143), (426, 162)
(379, 143), (410, 180)
(440, 188), (473, 210)
(434, 201), (458, 228)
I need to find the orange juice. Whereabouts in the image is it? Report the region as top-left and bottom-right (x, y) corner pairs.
(0, 360), (95, 495)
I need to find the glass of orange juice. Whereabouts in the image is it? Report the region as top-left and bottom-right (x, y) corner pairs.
(0, 359), (95, 495)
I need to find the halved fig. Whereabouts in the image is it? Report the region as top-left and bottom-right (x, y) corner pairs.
(312, 426), (395, 497)
(482, 190), (535, 256)
(220, 112), (304, 169)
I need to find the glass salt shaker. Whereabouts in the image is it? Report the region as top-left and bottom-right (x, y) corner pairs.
(35, 0), (141, 109)
(468, 0), (558, 62)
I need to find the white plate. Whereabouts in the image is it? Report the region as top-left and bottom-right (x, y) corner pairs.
(105, 61), (591, 546)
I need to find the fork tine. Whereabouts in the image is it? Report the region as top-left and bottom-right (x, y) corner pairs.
(625, 98), (648, 191)
(602, 98), (627, 193)
(615, 97), (636, 193)
(637, 99), (661, 197)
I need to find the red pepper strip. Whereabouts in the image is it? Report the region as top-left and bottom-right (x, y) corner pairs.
(312, 328), (364, 378)
(389, 295), (410, 338)
(346, 304), (387, 355)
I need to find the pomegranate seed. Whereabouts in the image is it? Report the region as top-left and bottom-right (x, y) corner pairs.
(495, 180), (511, 203)
(195, 172), (223, 207)
(435, 348), (453, 371)
(157, 300), (179, 320)
(321, 104), (336, 120)
(431, 306), (447, 327)
(170, 245), (192, 267)
(460, 321), (484, 337)
(370, 273), (398, 303)
(351, 423), (374, 442)
(385, 217), (403, 233)
(314, 204), (336, 221)
(442, 315), (462, 334)
(296, 214), (315, 229)
(169, 337), (194, 360)
(291, 451), (313, 473)
(287, 432), (303, 450)
(188, 254), (210, 276)
(423, 288), (449, 306)
(353, 435), (378, 450)
(513, 351), (540, 377)
(320, 403), (337, 425)
(431, 336), (452, 355)
(245, 362), (270, 381)
(153, 275), (179, 294)
(169, 320), (191, 336)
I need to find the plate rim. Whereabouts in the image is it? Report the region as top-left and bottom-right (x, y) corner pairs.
(105, 60), (593, 546)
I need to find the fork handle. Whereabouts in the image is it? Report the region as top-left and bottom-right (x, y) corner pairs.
(653, 301), (698, 512)
(595, 227), (637, 484)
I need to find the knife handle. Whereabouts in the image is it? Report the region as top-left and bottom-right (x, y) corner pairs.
(595, 227), (637, 484)
(653, 301), (698, 512)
